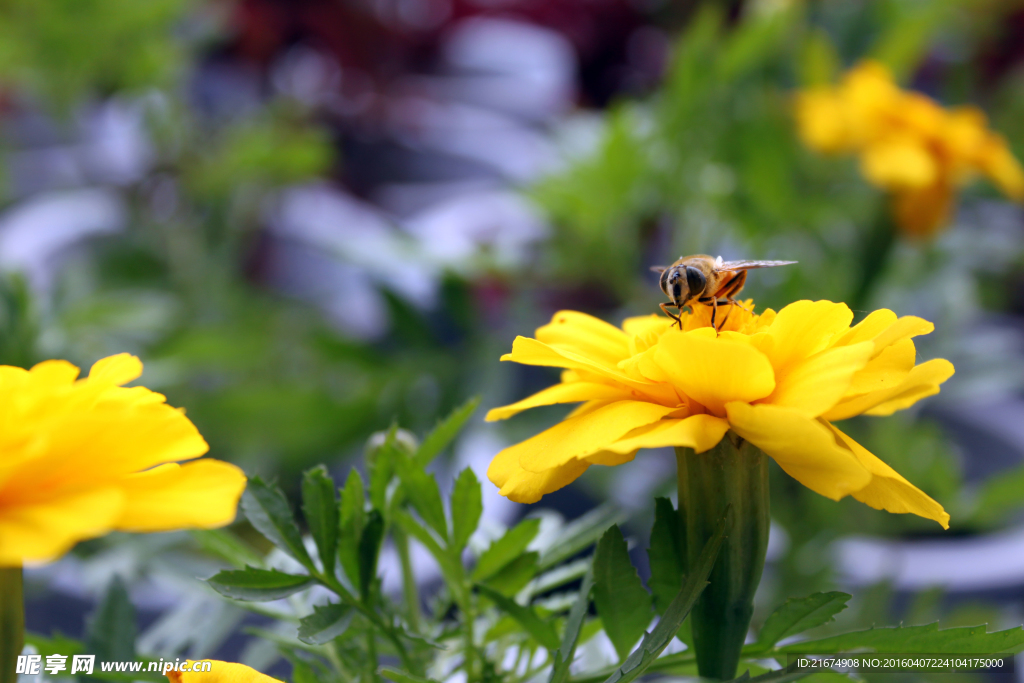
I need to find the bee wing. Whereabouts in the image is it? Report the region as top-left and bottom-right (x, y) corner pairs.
(716, 260), (797, 271)
(649, 265), (669, 274)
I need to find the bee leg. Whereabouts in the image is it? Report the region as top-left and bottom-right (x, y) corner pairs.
(660, 302), (683, 329)
(709, 297), (718, 330)
(727, 297), (752, 314)
(716, 300), (734, 331)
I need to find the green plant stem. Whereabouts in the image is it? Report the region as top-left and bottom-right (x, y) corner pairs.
(850, 202), (897, 312)
(364, 628), (378, 683)
(1, 566), (23, 683)
(313, 570), (419, 675)
(393, 526), (422, 632)
(676, 436), (769, 680)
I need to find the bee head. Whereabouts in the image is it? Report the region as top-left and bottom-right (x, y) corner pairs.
(661, 265), (707, 304)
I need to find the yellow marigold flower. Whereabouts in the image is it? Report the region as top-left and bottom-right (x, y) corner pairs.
(166, 661), (280, 683)
(486, 301), (954, 527)
(0, 354), (247, 566)
(796, 60), (1024, 237)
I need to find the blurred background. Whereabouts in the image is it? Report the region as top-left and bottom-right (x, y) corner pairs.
(10, 0), (1024, 677)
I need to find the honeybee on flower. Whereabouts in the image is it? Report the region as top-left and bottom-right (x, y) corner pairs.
(486, 299), (953, 528)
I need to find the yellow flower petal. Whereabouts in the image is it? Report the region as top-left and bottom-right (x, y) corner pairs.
(822, 358), (954, 421)
(167, 661), (282, 683)
(769, 342), (874, 416)
(655, 331), (775, 417)
(536, 311), (631, 368)
(861, 139), (937, 190)
(725, 402), (871, 500)
(845, 338), (916, 396)
(504, 400), (678, 474)
(114, 460), (246, 532)
(600, 415), (731, 454)
(488, 445), (589, 504)
(760, 300), (853, 374)
(869, 316), (933, 356)
(828, 425), (950, 528)
(88, 353), (144, 386)
(981, 138), (1024, 200)
(28, 360), (80, 386)
(831, 309), (897, 347)
(501, 337), (645, 386)
(893, 182), (954, 238)
(485, 382), (633, 421)
(0, 488), (123, 566)
(795, 91), (852, 152)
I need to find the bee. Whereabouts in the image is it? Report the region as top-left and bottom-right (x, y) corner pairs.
(651, 255), (797, 330)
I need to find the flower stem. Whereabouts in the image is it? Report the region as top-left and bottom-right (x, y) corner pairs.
(0, 566), (24, 683)
(676, 436), (769, 680)
(850, 202), (897, 312)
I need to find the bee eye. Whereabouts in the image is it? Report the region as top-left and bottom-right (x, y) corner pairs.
(685, 267), (706, 294)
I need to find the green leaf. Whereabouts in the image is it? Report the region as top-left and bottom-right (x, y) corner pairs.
(481, 552), (540, 597)
(549, 562), (594, 683)
(593, 525), (652, 660)
(302, 465), (339, 576)
(472, 518), (542, 583)
(380, 667), (442, 683)
(394, 510), (462, 587)
(297, 602), (354, 645)
(601, 514), (728, 683)
(190, 529), (264, 569)
(476, 584), (560, 651)
(647, 497), (685, 615)
(397, 460), (448, 539)
(538, 504), (625, 570)
(368, 428), (400, 511)
(450, 467), (482, 552)
(339, 469), (366, 585)
(753, 592), (851, 651)
(780, 622), (1024, 655)
(242, 476), (314, 570)
(206, 566), (314, 601)
(727, 666), (809, 683)
(358, 510), (385, 599)
(85, 576), (136, 662)
(414, 396), (480, 467)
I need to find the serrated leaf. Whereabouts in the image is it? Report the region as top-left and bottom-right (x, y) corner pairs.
(302, 465), (339, 576)
(397, 460), (448, 539)
(380, 667), (442, 683)
(780, 622), (1024, 655)
(538, 504), (626, 570)
(206, 566), (314, 601)
(297, 603), (353, 645)
(472, 518), (541, 582)
(358, 510), (385, 599)
(647, 497), (685, 615)
(602, 512), (728, 683)
(549, 562), (594, 683)
(481, 552), (539, 596)
(753, 592), (851, 650)
(394, 510), (462, 588)
(242, 476), (313, 569)
(593, 525), (652, 660)
(190, 529), (263, 569)
(414, 396), (480, 467)
(339, 469), (366, 585)
(477, 584), (560, 651)
(450, 467), (482, 551)
(86, 576), (136, 662)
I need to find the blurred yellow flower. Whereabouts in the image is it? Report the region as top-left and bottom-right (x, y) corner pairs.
(487, 302), (954, 527)
(796, 60), (1024, 237)
(0, 354), (246, 566)
(167, 661), (280, 683)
